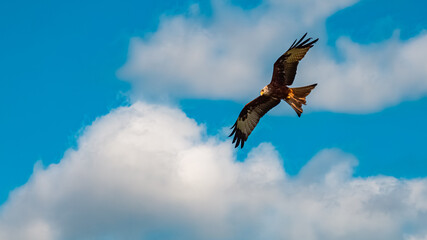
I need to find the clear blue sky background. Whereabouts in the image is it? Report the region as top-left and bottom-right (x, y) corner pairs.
(1, 0), (427, 205)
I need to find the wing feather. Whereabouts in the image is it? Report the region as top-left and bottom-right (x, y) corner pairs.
(271, 33), (318, 86)
(229, 95), (280, 148)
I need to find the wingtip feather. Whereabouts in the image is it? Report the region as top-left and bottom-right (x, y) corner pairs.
(229, 126), (236, 137)
(290, 39), (297, 49)
(288, 33), (319, 50)
(294, 33), (307, 47)
(235, 138), (241, 148)
(302, 32), (308, 39)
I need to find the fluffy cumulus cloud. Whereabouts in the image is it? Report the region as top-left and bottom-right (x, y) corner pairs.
(302, 33), (427, 112)
(119, 0), (427, 113)
(1, 102), (427, 240)
(118, 0), (356, 101)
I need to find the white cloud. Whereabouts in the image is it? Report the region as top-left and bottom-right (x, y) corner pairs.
(118, 0), (356, 101)
(302, 33), (427, 112)
(1, 102), (427, 240)
(119, 0), (427, 113)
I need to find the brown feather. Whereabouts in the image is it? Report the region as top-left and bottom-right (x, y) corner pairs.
(271, 33), (318, 86)
(229, 96), (280, 148)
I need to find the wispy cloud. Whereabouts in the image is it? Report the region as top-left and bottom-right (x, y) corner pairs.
(1, 102), (426, 240)
(119, 0), (427, 113)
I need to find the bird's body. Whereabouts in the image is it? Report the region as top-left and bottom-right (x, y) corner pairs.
(229, 33), (318, 148)
(261, 83), (289, 98)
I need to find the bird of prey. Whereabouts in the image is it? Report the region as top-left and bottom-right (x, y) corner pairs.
(229, 33), (318, 148)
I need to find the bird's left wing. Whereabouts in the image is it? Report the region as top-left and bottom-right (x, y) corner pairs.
(271, 33), (318, 86)
(229, 95), (281, 148)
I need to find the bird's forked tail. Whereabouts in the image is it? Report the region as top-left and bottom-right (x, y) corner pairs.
(284, 83), (317, 117)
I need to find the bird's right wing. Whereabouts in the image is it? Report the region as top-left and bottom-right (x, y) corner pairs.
(271, 33), (318, 86)
(229, 95), (280, 148)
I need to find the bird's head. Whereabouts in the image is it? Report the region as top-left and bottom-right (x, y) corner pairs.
(260, 85), (270, 96)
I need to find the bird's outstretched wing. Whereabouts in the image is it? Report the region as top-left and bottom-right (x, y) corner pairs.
(271, 33), (318, 86)
(229, 95), (280, 148)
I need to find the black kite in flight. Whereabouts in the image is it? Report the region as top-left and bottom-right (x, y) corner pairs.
(229, 33), (318, 148)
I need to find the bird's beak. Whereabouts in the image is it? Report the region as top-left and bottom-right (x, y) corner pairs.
(260, 90), (264, 96)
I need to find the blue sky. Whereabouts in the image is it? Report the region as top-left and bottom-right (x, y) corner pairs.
(1, 0), (427, 239)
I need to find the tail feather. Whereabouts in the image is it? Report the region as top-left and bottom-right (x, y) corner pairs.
(285, 83), (317, 117)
